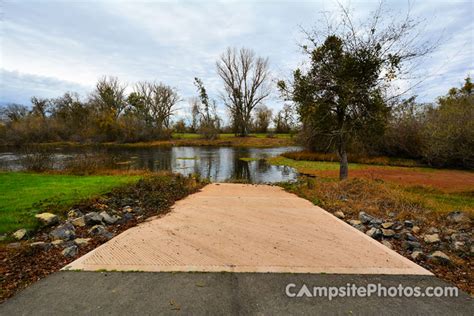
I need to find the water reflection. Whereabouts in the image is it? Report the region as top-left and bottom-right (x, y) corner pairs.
(0, 146), (301, 183)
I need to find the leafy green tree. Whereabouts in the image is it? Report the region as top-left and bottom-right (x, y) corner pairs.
(193, 77), (220, 139)
(279, 4), (434, 179)
(90, 76), (127, 141)
(273, 104), (295, 133)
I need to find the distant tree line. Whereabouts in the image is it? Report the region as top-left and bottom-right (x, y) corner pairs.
(0, 52), (296, 145)
(0, 76), (180, 143)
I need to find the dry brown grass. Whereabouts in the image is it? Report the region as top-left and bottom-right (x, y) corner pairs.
(30, 135), (296, 149)
(281, 177), (438, 223)
(111, 136), (296, 148)
(279, 177), (473, 293)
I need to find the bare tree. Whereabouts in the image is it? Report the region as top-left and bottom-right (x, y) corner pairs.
(150, 83), (179, 130)
(130, 81), (179, 132)
(216, 47), (271, 136)
(30, 97), (50, 118)
(0, 104), (29, 122)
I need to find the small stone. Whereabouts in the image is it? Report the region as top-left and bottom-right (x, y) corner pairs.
(392, 223), (404, 231)
(411, 226), (421, 234)
(446, 211), (470, 224)
(68, 209), (83, 218)
(134, 207), (143, 214)
(30, 241), (51, 250)
(452, 241), (466, 251)
(84, 212), (103, 225)
(427, 227), (439, 234)
(339, 195), (348, 202)
(449, 232), (469, 242)
(71, 216), (86, 227)
(428, 251), (451, 265)
(423, 233), (440, 244)
(74, 238), (91, 246)
(366, 228), (382, 240)
(405, 233), (418, 242)
(444, 228), (456, 235)
(402, 241), (422, 251)
(358, 212), (374, 224)
(122, 213), (133, 221)
(35, 212), (59, 226)
(404, 220), (414, 228)
(334, 211), (345, 219)
(353, 224), (366, 232)
(411, 251), (425, 260)
(372, 218), (383, 225)
(13, 229), (27, 240)
(62, 245), (78, 257)
(88, 224), (107, 235)
(51, 240), (65, 247)
(94, 203), (109, 210)
(348, 219), (361, 226)
(50, 223), (75, 241)
(123, 206), (133, 213)
(381, 222), (394, 229)
(88, 225), (113, 239)
(381, 240), (393, 249)
(382, 229), (395, 237)
(100, 211), (119, 225)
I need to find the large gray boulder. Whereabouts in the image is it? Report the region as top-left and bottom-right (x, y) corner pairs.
(84, 212), (103, 226)
(50, 223), (75, 241)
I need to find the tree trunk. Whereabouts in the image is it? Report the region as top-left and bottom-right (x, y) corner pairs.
(338, 142), (348, 180)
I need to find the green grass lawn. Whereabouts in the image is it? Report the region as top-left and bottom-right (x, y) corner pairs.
(0, 172), (141, 235)
(267, 156), (362, 171)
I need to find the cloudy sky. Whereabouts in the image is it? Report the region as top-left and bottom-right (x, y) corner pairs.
(1, 0), (473, 119)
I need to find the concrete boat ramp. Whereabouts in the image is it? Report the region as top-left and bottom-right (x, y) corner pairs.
(65, 183), (429, 275)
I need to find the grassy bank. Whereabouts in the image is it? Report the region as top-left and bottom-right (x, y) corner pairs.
(0, 173), (206, 301)
(281, 150), (422, 167)
(0, 172), (141, 235)
(12, 133), (296, 149)
(268, 156), (474, 213)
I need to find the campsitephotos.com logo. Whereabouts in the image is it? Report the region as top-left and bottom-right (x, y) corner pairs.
(285, 283), (459, 300)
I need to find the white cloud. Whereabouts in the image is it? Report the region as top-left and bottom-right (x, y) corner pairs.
(0, 0), (472, 115)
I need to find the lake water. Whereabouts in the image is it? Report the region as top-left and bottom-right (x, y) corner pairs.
(0, 146), (302, 183)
